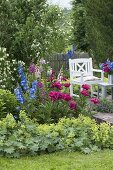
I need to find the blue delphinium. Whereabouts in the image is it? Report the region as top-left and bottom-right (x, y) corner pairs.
(14, 87), (24, 104)
(30, 80), (37, 99)
(18, 65), (28, 91)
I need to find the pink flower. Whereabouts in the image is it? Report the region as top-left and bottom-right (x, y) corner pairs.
(82, 84), (90, 90)
(61, 76), (67, 81)
(63, 83), (70, 88)
(49, 91), (58, 101)
(51, 82), (62, 90)
(90, 98), (100, 104)
(63, 93), (72, 101)
(69, 100), (77, 110)
(49, 91), (63, 101)
(104, 66), (110, 73)
(80, 90), (89, 97)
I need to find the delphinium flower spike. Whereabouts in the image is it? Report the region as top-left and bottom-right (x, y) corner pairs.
(18, 64), (28, 91)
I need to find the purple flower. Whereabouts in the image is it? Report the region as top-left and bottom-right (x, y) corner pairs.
(29, 63), (36, 73)
(37, 82), (43, 88)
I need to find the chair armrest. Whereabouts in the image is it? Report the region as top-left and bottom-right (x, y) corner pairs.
(92, 69), (103, 73)
(92, 69), (104, 81)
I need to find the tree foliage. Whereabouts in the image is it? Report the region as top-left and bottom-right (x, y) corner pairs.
(85, 0), (113, 63)
(72, 0), (113, 63)
(72, 0), (89, 51)
(0, 0), (68, 63)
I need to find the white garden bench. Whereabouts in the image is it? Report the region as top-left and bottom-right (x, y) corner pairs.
(69, 58), (104, 97)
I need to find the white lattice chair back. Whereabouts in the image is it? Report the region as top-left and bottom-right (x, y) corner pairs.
(69, 58), (93, 80)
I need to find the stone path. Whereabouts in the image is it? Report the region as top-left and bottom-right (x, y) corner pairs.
(93, 113), (113, 125)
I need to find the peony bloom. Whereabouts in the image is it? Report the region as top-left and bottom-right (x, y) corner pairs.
(69, 100), (77, 110)
(49, 91), (58, 101)
(63, 83), (70, 88)
(49, 91), (63, 101)
(82, 84), (90, 90)
(90, 98), (100, 104)
(51, 82), (62, 90)
(61, 76), (67, 81)
(103, 66), (110, 73)
(80, 90), (89, 97)
(63, 93), (72, 101)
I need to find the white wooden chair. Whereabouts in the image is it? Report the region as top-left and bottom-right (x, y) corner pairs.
(69, 58), (104, 96)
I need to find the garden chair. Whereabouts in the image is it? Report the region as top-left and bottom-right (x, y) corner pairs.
(69, 58), (104, 97)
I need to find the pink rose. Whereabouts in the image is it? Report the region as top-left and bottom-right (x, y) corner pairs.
(80, 90), (89, 97)
(69, 100), (77, 110)
(82, 84), (90, 90)
(90, 98), (100, 104)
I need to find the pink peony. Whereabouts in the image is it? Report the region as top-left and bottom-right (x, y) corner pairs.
(80, 90), (89, 97)
(90, 98), (100, 104)
(49, 91), (63, 101)
(104, 66), (110, 73)
(69, 100), (77, 110)
(63, 93), (72, 101)
(63, 83), (70, 88)
(49, 91), (58, 101)
(61, 76), (67, 81)
(82, 84), (90, 90)
(51, 82), (62, 90)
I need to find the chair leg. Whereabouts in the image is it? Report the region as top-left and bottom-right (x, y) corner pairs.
(70, 83), (73, 96)
(91, 85), (93, 97)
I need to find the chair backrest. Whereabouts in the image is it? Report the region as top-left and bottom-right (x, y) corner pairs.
(69, 58), (93, 79)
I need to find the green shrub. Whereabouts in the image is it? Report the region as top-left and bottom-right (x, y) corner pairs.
(1, 111), (113, 158)
(0, 89), (18, 119)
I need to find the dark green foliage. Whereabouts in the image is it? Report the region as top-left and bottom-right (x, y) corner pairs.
(72, 0), (89, 51)
(85, 0), (113, 63)
(72, 0), (113, 64)
(0, 89), (18, 119)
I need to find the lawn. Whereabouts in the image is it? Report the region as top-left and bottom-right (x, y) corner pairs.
(1, 150), (113, 170)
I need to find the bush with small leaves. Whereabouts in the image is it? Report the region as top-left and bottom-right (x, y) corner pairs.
(0, 89), (18, 119)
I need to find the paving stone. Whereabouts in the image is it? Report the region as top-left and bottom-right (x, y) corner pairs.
(93, 112), (113, 125)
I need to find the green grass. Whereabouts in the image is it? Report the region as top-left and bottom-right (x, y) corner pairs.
(1, 150), (113, 170)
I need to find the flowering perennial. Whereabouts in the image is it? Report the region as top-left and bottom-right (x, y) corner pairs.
(100, 59), (113, 74)
(14, 87), (24, 104)
(18, 65), (28, 91)
(90, 98), (100, 105)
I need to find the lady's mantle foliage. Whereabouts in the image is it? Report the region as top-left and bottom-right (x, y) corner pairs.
(1, 111), (113, 158)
